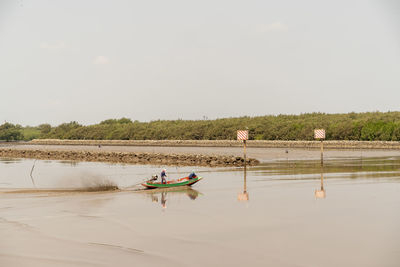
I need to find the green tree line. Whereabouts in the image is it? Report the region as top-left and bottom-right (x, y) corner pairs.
(2, 112), (400, 141)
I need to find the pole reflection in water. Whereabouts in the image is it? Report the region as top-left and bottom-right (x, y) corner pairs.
(161, 192), (167, 209)
(143, 187), (201, 209)
(315, 167), (326, 199)
(237, 163), (249, 201)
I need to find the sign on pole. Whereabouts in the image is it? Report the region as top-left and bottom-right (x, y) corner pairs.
(314, 129), (325, 139)
(314, 129), (325, 166)
(237, 129), (249, 200)
(237, 130), (249, 141)
(237, 130), (249, 168)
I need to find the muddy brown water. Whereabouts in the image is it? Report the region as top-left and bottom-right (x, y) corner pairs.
(0, 150), (400, 266)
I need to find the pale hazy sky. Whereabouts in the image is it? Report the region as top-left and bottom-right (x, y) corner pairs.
(1, 0), (399, 126)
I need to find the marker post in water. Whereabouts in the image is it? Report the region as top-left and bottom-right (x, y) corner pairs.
(237, 130), (249, 165)
(314, 129), (326, 166)
(237, 130), (249, 201)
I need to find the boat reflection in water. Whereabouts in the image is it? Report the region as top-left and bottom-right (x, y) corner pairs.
(315, 168), (326, 199)
(143, 187), (201, 209)
(237, 165), (249, 201)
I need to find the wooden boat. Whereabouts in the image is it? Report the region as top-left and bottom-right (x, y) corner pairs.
(141, 176), (202, 189)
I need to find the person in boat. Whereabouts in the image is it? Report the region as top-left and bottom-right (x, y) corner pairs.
(188, 170), (197, 179)
(161, 168), (167, 184)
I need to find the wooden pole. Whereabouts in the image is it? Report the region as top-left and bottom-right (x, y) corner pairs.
(244, 163), (247, 193)
(244, 139), (247, 192)
(243, 139), (247, 167)
(320, 140), (324, 166)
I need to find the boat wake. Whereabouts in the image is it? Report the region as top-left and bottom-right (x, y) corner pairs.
(1, 174), (119, 194)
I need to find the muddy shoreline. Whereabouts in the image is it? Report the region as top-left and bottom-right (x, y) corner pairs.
(2, 143), (400, 165)
(0, 148), (259, 167)
(26, 139), (400, 149)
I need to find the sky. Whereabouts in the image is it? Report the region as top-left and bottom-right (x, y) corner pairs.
(1, 0), (399, 126)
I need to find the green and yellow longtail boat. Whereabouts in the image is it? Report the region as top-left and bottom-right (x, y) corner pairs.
(142, 176), (202, 189)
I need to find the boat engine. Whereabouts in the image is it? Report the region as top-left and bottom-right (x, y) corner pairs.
(149, 174), (158, 182)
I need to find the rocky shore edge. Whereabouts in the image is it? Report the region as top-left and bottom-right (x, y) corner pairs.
(0, 148), (259, 167)
(28, 139), (400, 149)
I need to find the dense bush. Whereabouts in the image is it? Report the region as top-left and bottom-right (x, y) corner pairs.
(4, 112), (400, 141)
(0, 123), (23, 141)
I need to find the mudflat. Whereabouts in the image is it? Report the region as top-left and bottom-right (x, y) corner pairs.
(0, 144), (259, 167)
(3, 143), (400, 162)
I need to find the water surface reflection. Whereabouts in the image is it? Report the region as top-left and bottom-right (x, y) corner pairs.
(0, 157), (400, 267)
(140, 187), (201, 209)
(315, 168), (326, 199)
(238, 166), (249, 201)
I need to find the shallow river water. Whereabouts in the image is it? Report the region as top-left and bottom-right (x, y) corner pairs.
(0, 156), (399, 267)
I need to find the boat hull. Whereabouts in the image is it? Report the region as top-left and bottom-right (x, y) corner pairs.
(142, 177), (202, 189)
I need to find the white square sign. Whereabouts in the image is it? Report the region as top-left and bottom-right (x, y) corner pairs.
(237, 130), (248, 140)
(314, 129), (325, 139)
